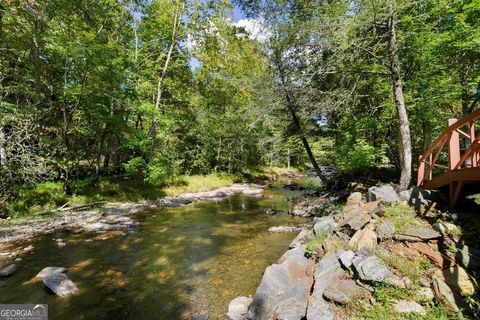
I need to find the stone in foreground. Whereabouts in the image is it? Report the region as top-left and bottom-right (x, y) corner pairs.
(393, 300), (425, 315)
(307, 251), (344, 320)
(36, 267), (66, 279)
(313, 216), (337, 236)
(43, 273), (79, 297)
(227, 296), (252, 320)
(352, 253), (408, 288)
(289, 228), (311, 249)
(247, 247), (314, 320)
(432, 277), (459, 312)
(0, 264), (17, 277)
(395, 227), (442, 242)
(323, 279), (369, 304)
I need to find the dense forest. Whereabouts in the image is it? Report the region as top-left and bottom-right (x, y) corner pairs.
(0, 0), (479, 215)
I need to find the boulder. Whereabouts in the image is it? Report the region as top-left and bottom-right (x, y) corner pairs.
(349, 228), (377, 251)
(398, 190), (412, 202)
(248, 247), (314, 320)
(362, 201), (384, 218)
(227, 296), (252, 320)
(338, 210), (371, 232)
(313, 216), (337, 236)
(306, 251), (344, 320)
(268, 226), (303, 233)
(395, 227), (442, 242)
(36, 267), (66, 279)
(289, 228), (311, 249)
(376, 222), (395, 240)
(368, 185), (400, 203)
(43, 273), (79, 297)
(323, 279), (369, 304)
(352, 253), (408, 288)
(417, 287), (434, 301)
(437, 266), (477, 296)
(457, 244), (480, 270)
(432, 221), (458, 236)
(0, 264), (17, 277)
(393, 300), (425, 315)
(432, 277), (459, 312)
(339, 250), (355, 269)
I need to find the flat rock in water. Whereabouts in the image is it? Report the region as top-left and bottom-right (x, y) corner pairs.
(43, 273), (78, 297)
(268, 226), (302, 233)
(248, 247), (314, 320)
(393, 300), (425, 315)
(395, 227), (441, 242)
(313, 216), (337, 236)
(0, 264), (17, 277)
(289, 228), (310, 249)
(306, 251), (344, 320)
(227, 296), (252, 320)
(323, 279), (369, 304)
(36, 267), (66, 279)
(84, 223), (129, 232)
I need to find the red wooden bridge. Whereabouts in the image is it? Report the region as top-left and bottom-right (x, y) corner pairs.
(417, 108), (480, 207)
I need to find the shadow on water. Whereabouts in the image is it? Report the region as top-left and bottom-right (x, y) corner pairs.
(0, 182), (311, 320)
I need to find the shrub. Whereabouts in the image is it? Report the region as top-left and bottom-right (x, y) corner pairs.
(123, 157), (148, 178)
(336, 139), (388, 174)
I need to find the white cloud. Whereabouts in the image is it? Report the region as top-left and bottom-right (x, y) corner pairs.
(233, 18), (271, 43)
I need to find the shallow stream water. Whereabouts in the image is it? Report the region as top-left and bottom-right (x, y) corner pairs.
(0, 177), (318, 320)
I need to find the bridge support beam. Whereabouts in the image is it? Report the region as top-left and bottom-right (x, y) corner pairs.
(448, 118), (460, 170)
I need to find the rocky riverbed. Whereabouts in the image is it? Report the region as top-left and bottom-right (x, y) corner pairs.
(228, 184), (480, 319)
(0, 183), (266, 245)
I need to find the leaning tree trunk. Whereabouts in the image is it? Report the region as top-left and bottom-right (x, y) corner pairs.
(387, 15), (412, 191)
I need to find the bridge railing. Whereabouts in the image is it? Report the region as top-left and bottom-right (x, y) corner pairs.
(417, 108), (480, 187)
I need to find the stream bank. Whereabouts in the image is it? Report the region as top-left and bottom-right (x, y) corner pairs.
(229, 184), (480, 319)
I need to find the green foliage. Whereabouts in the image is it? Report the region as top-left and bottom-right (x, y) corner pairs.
(123, 157), (148, 178)
(337, 139), (389, 174)
(305, 233), (328, 256)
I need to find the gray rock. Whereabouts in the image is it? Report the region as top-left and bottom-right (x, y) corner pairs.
(352, 253), (408, 288)
(36, 267), (66, 279)
(289, 228), (311, 249)
(417, 287), (434, 301)
(227, 296), (252, 320)
(393, 300), (425, 315)
(368, 185), (400, 203)
(248, 246), (314, 320)
(377, 222), (395, 240)
(268, 226), (303, 233)
(84, 223), (129, 232)
(313, 216), (337, 236)
(306, 251), (344, 320)
(43, 273), (78, 297)
(432, 221), (458, 236)
(0, 264), (17, 277)
(323, 279), (369, 304)
(398, 190), (412, 202)
(264, 209), (277, 216)
(339, 210), (371, 232)
(457, 244), (480, 269)
(339, 250), (355, 269)
(432, 277), (459, 312)
(395, 227), (442, 242)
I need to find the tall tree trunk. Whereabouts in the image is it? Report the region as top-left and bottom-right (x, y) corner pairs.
(387, 15), (412, 191)
(422, 121), (432, 152)
(0, 126), (5, 167)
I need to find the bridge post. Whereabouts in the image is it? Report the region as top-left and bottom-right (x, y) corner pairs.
(448, 118), (460, 170)
(417, 155), (425, 186)
(470, 121), (477, 167)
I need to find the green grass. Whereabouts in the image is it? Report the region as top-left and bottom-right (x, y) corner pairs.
(305, 233), (329, 256)
(4, 173), (246, 219)
(381, 203), (424, 232)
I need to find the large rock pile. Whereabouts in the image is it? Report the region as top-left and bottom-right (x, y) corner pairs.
(228, 185), (479, 319)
